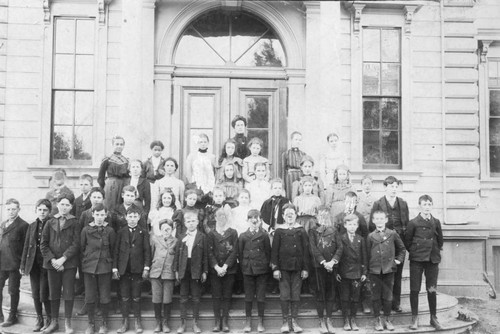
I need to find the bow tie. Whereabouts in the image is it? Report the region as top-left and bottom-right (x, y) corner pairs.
(187, 231), (196, 237)
(291, 147), (299, 151)
(129, 227), (137, 232)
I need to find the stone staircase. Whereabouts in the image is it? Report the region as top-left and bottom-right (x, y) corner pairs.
(1, 276), (476, 334)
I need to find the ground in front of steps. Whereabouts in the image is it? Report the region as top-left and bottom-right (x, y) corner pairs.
(457, 297), (500, 334)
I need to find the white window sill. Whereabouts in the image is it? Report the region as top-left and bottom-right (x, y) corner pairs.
(28, 165), (100, 188)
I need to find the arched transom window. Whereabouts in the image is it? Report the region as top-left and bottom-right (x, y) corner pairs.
(175, 10), (287, 67)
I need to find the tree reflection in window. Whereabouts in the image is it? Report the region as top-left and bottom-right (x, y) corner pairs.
(175, 10), (286, 67)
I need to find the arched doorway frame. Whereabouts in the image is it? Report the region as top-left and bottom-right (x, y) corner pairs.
(156, 0), (304, 69)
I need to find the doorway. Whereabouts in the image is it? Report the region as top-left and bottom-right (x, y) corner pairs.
(173, 77), (287, 178)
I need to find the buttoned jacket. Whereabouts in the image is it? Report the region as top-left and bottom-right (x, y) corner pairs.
(113, 225), (151, 275)
(0, 216), (28, 271)
(21, 218), (49, 274)
(405, 214), (443, 263)
(338, 233), (367, 279)
(366, 228), (406, 275)
(40, 214), (80, 270)
(150, 234), (178, 280)
(309, 226), (343, 268)
(238, 228), (271, 275)
(271, 225), (309, 272)
(174, 231), (208, 280)
(81, 223), (116, 274)
(207, 227), (238, 274)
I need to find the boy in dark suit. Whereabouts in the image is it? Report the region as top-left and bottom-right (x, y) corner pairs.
(142, 140), (166, 184)
(174, 210), (208, 334)
(369, 176), (409, 312)
(40, 193), (80, 334)
(81, 203), (116, 334)
(79, 187), (107, 229)
(367, 210), (406, 331)
(260, 179), (290, 232)
(309, 205), (343, 334)
(112, 205), (151, 334)
(71, 174), (93, 221)
(336, 214), (367, 331)
(239, 209), (271, 333)
(271, 204), (309, 334)
(20, 199), (52, 331)
(334, 191), (375, 238)
(405, 195), (444, 331)
(111, 185), (147, 233)
(0, 198), (29, 327)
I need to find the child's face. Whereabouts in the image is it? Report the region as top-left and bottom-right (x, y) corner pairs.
(161, 223), (173, 238)
(224, 165), (234, 179)
(161, 193), (173, 207)
(271, 182), (282, 197)
(215, 210), (227, 225)
(36, 204), (50, 221)
(344, 196), (356, 213)
(301, 161), (313, 175)
(57, 199), (72, 216)
(250, 143), (261, 156)
(122, 191), (136, 206)
(92, 209), (107, 226)
(419, 200), (433, 216)
(80, 180), (92, 194)
(198, 137), (209, 150)
(126, 212), (140, 228)
(164, 160), (176, 175)
(291, 134), (302, 148)
(53, 177), (65, 187)
(302, 181), (313, 195)
(238, 192), (250, 206)
(213, 190), (225, 205)
(6, 203), (20, 220)
(129, 161), (142, 177)
(255, 166), (266, 180)
(283, 208), (297, 225)
(234, 120), (246, 134)
(345, 220), (358, 234)
(184, 213), (199, 232)
(225, 142), (235, 157)
(385, 182), (399, 197)
(152, 145), (163, 158)
(247, 214), (261, 229)
(185, 194), (197, 207)
(373, 213), (388, 230)
(328, 135), (339, 149)
(113, 139), (125, 153)
(337, 169), (348, 182)
(90, 192), (104, 205)
(362, 179), (373, 193)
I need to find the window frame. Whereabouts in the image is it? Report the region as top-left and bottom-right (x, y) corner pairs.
(483, 55), (500, 178)
(50, 16), (96, 165)
(361, 26), (402, 169)
(350, 9), (412, 172)
(39, 2), (107, 168)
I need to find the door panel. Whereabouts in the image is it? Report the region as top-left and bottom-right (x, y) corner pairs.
(231, 79), (287, 178)
(173, 77), (230, 178)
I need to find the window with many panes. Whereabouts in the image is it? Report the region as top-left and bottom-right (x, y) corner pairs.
(362, 27), (401, 169)
(489, 59), (500, 177)
(51, 17), (95, 164)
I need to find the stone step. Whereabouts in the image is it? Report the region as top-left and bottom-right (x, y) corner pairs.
(2, 293), (461, 331)
(0, 315), (476, 334)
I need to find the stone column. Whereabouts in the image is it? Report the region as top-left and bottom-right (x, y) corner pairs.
(120, 0), (156, 158)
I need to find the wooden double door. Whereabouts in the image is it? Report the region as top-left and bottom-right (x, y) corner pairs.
(173, 77), (287, 178)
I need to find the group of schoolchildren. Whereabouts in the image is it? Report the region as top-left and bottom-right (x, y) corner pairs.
(0, 115), (446, 334)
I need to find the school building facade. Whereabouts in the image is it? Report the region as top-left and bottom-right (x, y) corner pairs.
(0, 0), (499, 296)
